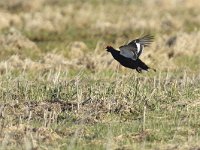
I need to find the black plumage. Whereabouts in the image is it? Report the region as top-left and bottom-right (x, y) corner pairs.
(106, 34), (156, 73)
(119, 34), (154, 60)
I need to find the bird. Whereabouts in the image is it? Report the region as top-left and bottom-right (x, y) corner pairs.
(106, 34), (156, 73)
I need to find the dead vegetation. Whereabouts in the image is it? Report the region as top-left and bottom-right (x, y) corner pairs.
(0, 0), (200, 149)
(0, 0), (199, 73)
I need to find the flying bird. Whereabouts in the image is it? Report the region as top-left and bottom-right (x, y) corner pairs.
(106, 34), (156, 73)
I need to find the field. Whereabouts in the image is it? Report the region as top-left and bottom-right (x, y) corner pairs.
(0, 0), (200, 149)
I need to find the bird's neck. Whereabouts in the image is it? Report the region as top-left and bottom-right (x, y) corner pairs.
(108, 48), (120, 58)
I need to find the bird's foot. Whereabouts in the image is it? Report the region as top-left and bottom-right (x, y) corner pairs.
(136, 67), (142, 73)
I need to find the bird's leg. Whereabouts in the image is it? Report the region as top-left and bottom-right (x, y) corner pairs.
(136, 67), (142, 73)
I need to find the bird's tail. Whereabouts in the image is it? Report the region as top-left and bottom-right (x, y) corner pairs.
(149, 67), (156, 72)
(136, 59), (156, 73)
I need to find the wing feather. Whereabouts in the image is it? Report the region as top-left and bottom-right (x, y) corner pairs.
(128, 34), (154, 47)
(119, 34), (154, 60)
(119, 45), (138, 60)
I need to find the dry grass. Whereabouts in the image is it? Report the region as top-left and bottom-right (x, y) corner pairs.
(0, 0), (200, 149)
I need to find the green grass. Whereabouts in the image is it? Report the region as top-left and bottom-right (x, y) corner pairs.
(1, 71), (200, 149)
(1, 0), (200, 149)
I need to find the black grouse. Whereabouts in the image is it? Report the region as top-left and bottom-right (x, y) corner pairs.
(106, 34), (156, 73)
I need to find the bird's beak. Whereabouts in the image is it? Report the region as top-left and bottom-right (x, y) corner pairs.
(105, 46), (108, 51)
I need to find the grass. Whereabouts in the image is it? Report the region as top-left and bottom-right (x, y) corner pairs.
(1, 71), (200, 149)
(0, 0), (200, 149)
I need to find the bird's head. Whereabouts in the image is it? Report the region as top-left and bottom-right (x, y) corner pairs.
(106, 46), (113, 52)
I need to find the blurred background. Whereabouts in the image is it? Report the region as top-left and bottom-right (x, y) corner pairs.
(0, 0), (200, 74)
(1, 1), (200, 149)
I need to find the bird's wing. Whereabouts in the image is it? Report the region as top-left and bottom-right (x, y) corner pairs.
(128, 34), (154, 47)
(119, 45), (138, 60)
(119, 34), (154, 59)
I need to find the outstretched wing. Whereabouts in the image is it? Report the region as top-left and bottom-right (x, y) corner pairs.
(119, 34), (154, 60)
(128, 34), (154, 47)
(119, 44), (138, 60)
